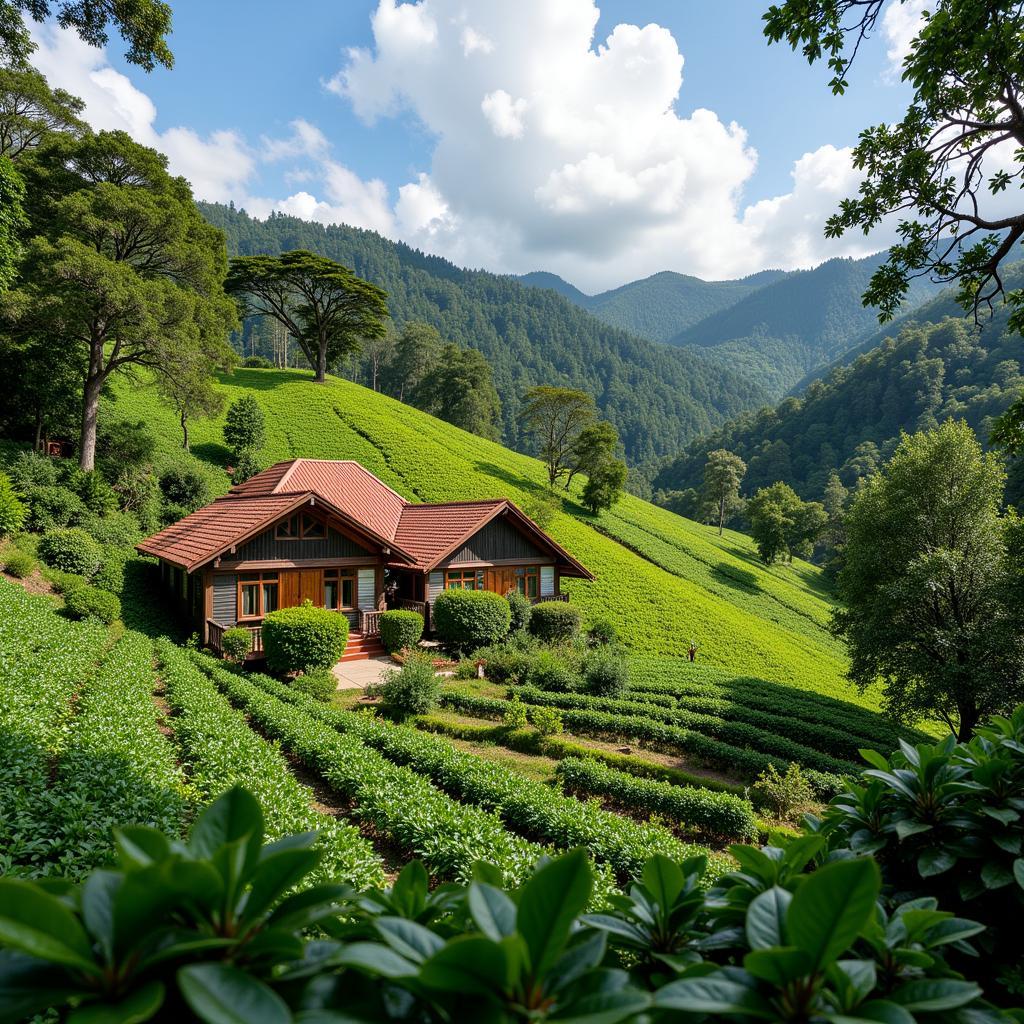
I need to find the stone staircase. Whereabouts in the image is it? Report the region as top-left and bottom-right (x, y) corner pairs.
(340, 630), (386, 663)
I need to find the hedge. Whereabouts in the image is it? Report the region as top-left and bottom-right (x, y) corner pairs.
(432, 588), (511, 651)
(38, 526), (103, 577)
(62, 580), (121, 624)
(528, 601), (581, 642)
(261, 602), (348, 673)
(556, 756), (758, 845)
(378, 609), (424, 653)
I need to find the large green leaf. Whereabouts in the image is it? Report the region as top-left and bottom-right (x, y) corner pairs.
(242, 846), (322, 926)
(67, 981), (166, 1024)
(1014, 858), (1024, 890)
(178, 963), (291, 1024)
(640, 855), (684, 911)
(418, 935), (511, 996)
(548, 986), (649, 1024)
(787, 859), (880, 971)
(653, 975), (773, 1017)
(743, 947), (811, 985)
(374, 917), (445, 963)
(516, 849), (592, 977)
(828, 1000), (915, 1024)
(189, 786), (264, 870)
(888, 978), (982, 1012)
(469, 883), (517, 942)
(81, 871), (121, 964)
(0, 950), (86, 1022)
(0, 878), (99, 974)
(389, 860), (428, 918)
(745, 886), (791, 950)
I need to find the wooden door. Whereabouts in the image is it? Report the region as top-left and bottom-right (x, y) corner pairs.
(299, 569), (324, 607)
(279, 570), (300, 608)
(484, 568), (516, 596)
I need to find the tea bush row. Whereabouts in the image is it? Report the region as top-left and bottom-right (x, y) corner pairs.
(155, 641), (384, 888)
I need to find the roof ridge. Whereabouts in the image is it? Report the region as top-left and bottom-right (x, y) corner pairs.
(272, 459), (302, 493)
(403, 498), (507, 509)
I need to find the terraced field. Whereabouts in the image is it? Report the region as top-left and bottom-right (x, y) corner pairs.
(113, 367), (857, 703)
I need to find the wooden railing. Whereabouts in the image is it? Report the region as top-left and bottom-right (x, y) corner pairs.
(207, 619), (225, 652)
(207, 620), (263, 658)
(396, 599), (427, 617)
(531, 592), (569, 604)
(359, 609), (383, 636)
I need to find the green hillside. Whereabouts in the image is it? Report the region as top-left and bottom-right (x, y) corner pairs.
(113, 366), (858, 704)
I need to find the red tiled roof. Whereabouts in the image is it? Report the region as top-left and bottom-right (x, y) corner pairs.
(138, 459), (593, 579)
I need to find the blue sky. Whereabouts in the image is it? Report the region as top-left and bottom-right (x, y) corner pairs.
(31, 0), (923, 290)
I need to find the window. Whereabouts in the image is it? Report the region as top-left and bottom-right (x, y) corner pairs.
(275, 513), (328, 541)
(324, 569), (356, 609)
(445, 569), (484, 590)
(516, 567), (539, 599)
(238, 572), (278, 619)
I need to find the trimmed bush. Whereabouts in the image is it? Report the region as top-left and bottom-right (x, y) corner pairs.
(261, 601), (349, 674)
(379, 609), (424, 654)
(380, 654), (440, 720)
(292, 669), (337, 702)
(472, 643), (536, 684)
(92, 549), (126, 594)
(243, 355), (273, 368)
(506, 589), (532, 633)
(63, 581), (121, 624)
(503, 694), (529, 729)
(158, 463), (210, 514)
(432, 588), (511, 652)
(231, 447), (262, 485)
(587, 618), (618, 646)
(530, 704), (563, 736)
(3, 548), (35, 578)
(582, 647), (629, 697)
(221, 626), (253, 662)
(25, 485), (87, 530)
(527, 649), (580, 692)
(528, 601), (581, 643)
(38, 527), (103, 577)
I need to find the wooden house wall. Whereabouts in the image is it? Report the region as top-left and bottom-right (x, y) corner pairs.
(445, 516), (548, 566)
(234, 523), (371, 562)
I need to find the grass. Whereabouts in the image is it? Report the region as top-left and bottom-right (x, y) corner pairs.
(113, 366), (859, 703)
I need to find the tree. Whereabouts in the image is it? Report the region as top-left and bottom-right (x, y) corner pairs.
(0, 154), (24, 290)
(833, 420), (1024, 739)
(0, 0), (173, 71)
(520, 386), (596, 487)
(762, 0), (1024, 447)
(223, 395), (266, 458)
(581, 457), (628, 515)
(225, 251), (389, 385)
(566, 420), (618, 491)
(414, 344), (502, 439)
(1, 130), (237, 471)
(0, 68), (86, 161)
(384, 321), (443, 401)
(156, 343), (232, 451)
(746, 482), (825, 564)
(361, 326), (396, 391)
(821, 470), (848, 553)
(702, 449), (746, 535)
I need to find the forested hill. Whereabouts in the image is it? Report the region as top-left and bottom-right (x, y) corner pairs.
(199, 202), (770, 464)
(652, 291), (1024, 506)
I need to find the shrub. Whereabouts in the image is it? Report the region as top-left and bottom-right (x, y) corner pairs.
(224, 395), (266, 456)
(95, 418), (156, 479)
(231, 446), (262, 485)
(158, 463), (210, 513)
(81, 510), (142, 549)
(261, 601), (349, 674)
(506, 589), (532, 633)
(379, 609), (424, 653)
(10, 449), (58, 488)
(38, 527), (103, 577)
(380, 654), (440, 720)
(92, 549), (126, 594)
(78, 470), (117, 515)
(292, 669), (337, 702)
(3, 548), (34, 578)
(0, 472), (26, 536)
(527, 649), (580, 692)
(43, 567), (89, 594)
(25, 484), (87, 530)
(750, 762), (817, 820)
(243, 355), (273, 368)
(503, 694), (529, 729)
(530, 704), (563, 736)
(582, 646), (629, 696)
(432, 588), (511, 652)
(221, 626), (253, 663)
(587, 617), (618, 646)
(63, 581), (121, 624)
(472, 643), (536, 684)
(528, 601), (581, 643)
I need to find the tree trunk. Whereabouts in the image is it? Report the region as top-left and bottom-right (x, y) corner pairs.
(956, 702), (979, 742)
(33, 407), (42, 451)
(79, 357), (104, 472)
(180, 409), (190, 451)
(315, 342), (327, 383)
(718, 495), (725, 535)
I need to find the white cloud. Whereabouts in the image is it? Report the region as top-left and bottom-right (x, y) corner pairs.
(262, 119), (330, 162)
(460, 26), (493, 57)
(883, 0), (929, 78)
(481, 90), (527, 139)
(30, 24), (254, 203)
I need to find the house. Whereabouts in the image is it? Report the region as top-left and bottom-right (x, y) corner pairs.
(136, 458), (594, 661)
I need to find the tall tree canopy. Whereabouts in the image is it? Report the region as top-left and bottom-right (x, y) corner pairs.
(834, 419), (1024, 739)
(520, 386), (597, 487)
(225, 251), (389, 384)
(0, 68), (85, 160)
(414, 344), (502, 440)
(0, 0), (173, 71)
(1, 129), (237, 470)
(702, 449), (747, 535)
(747, 481), (826, 564)
(0, 153), (24, 289)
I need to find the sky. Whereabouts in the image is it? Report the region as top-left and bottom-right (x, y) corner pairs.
(28, 0), (927, 292)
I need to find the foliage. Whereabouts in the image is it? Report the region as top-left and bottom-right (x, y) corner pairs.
(506, 587), (532, 633)
(587, 617), (618, 646)
(747, 481), (826, 564)
(581, 646), (629, 697)
(382, 320), (443, 401)
(703, 448), (746, 534)
(379, 608), (424, 654)
(0, 154), (24, 290)
(222, 394), (266, 458)
(520, 385), (596, 486)
(0, 470), (24, 535)
(566, 419), (619, 490)
(432, 588), (512, 652)
(242, 354), (273, 368)
(230, 446), (262, 485)
(291, 668), (337, 702)
(472, 642), (537, 685)
(503, 693), (529, 729)
(81, 509), (142, 549)
(527, 648), (581, 692)
(37, 526), (102, 577)
(155, 340), (231, 451)
(220, 626), (252, 663)
(557, 755), (759, 844)
(158, 462), (210, 516)
(95, 417), (157, 481)
(529, 601), (581, 643)
(530, 704), (564, 736)
(581, 455), (628, 514)
(519, 487), (560, 529)
(2, 546), (33, 577)
(261, 600), (349, 674)
(92, 548), (126, 593)
(414, 342), (502, 440)
(225, 249), (389, 383)
(380, 653), (440, 720)
(23, 483), (86, 531)
(751, 762), (817, 820)
(78, 469), (117, 515)
(835, 420), (1023, 739)
(62, 578), (121, 624)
